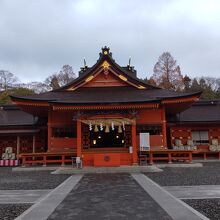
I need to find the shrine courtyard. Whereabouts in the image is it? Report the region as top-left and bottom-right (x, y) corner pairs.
(0, 162), (219, 220)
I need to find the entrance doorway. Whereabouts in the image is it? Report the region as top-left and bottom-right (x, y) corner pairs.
(89, 128), (125, 148)
(81, 118), (134, 150)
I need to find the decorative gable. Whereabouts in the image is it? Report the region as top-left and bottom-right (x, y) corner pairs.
(63, 47), (153, 91)
(83, 69), (129, 87)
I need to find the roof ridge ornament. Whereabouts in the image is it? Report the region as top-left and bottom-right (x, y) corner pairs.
(79, 58), (88, 74)
(101, 46), (112, 57)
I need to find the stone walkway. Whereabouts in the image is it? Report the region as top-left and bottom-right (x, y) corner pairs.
(15, 175), (82, 220)
(164, 185), (220, 199)
(48, 174), (172, 220)
(52, 165), (162, 174)
(133, 174), (208, 220)
(0, 171), (214, 220)
(12, 173), (209, 220)
(0, 190), (51, 204)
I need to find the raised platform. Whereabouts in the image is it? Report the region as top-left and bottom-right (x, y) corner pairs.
(18, 150), (220, 168)
(51, 165), (162, 174)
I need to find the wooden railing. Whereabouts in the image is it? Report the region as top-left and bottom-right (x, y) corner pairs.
(18, 152), (77, 167)
(142, 150), (193, 165)
(141, 149), (220, 164)
(18, 149), (220, 167)
(192, 150), (220, 160)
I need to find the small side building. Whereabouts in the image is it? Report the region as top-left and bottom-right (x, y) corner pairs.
(0, 105), (47, 157)
(168, 100), (220, 151)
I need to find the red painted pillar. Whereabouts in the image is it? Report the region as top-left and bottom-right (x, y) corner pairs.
(161, 108), (167, 149)
(132, 123), (138, 165)
(47, 110), (52, 152)
(77, 120), (82, 158)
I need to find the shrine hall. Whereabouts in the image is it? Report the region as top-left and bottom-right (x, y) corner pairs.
(2, 47), (220, 167)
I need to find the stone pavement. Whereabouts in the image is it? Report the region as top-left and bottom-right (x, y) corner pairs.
(52, 165), (162, 174)
(12, 173), (209, 220)
(133, 174), (209, 220)
(47, 174), (172, 220)
(15, 175), (82, 220)
(0, 190), (51, 204)
(164, 185), (220, 199)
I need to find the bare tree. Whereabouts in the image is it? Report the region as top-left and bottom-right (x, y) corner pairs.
(0, 70), (18, 91)
(183, 75), (191, 92)
(45, 74), (60, 90)
(58, 64), (75, 86)
(44, 65), (75, 90)
(152, 52), (184, 90)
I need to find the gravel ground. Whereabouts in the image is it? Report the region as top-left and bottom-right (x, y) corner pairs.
(0, 204), (31, 220)
(183, 199), (220, 220)
(0, 167), (70, 190)
(146, 162), (220, 186)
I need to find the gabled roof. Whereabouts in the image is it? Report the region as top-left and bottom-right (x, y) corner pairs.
(11, 86), (201, 104)
(55, 46), (159, 91)
(177, 100), (220, 123)
(10, 47), (201, 115)
(0, 105), (36, 126)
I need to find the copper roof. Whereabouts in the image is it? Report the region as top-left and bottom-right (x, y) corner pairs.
(172, 100), (220, 123)
(0, 105), (36, 126)
(11, 87), (201, 104)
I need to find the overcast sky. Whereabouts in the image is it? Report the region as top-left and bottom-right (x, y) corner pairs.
(0, 0), (220, 83)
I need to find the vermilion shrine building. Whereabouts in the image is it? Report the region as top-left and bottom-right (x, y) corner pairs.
(1, 47), (220, 166)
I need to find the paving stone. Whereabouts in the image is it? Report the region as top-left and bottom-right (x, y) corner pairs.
(48, 174), (172, 220)
(52, 165), (162, 174)
(0, 190), (51, 204)
(164, 185), (220, 199)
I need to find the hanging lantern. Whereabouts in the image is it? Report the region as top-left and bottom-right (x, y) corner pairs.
(118, 125), (122, 133)
(94, 124), (99, 132)
(100, 122), (103, 131)
(111, 122), (114, 130)
(105, 125), (110, 133)
(89, 121), (92, 131)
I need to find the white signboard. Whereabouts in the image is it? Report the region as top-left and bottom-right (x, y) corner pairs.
(140, 133), (150, 151)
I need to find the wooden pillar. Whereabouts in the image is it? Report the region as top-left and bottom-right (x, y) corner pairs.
(77, 120), (82, 158)
(47, 111), (52, 152)
(16, 136), (20, 158)
(161, 108), (167, 149)
(132, 123), (138, 165)
(168, 152), (172, 163)
(32, 135), (36, 153)
(149, 152), (153, 165)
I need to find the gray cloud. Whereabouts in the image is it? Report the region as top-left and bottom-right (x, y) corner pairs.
(0, 0), (220, 82)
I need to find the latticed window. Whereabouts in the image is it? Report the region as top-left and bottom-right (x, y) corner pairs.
(192, 131), (209, 145)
